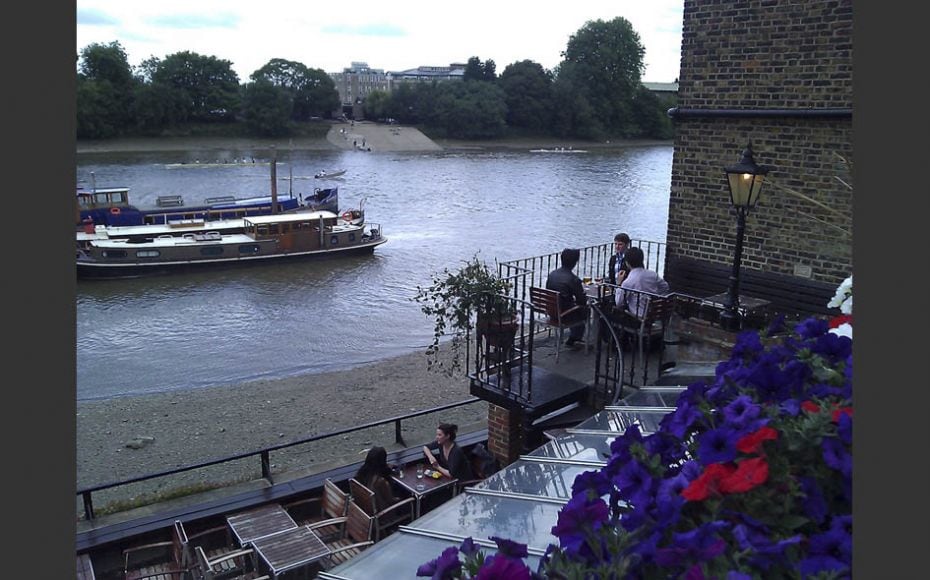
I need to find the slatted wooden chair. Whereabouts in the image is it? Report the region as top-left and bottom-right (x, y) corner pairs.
(611, 288), (675, 385)
(192, 545), (269, 580)
(348, 478), (415, 542)
(122, 522), (186, 580)
(307, 501), (375, 570)
(529, 286), (588, 362)
(283, 479), (350, 542)
(175, 519), (242, 577)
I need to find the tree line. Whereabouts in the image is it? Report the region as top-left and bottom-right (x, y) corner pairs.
(77, 17), (675, 141)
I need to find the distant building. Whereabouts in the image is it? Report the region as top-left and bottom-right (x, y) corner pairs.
(329, 62), (467, 110)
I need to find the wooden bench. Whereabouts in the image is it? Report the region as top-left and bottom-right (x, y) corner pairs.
(664, 256), (836, 320)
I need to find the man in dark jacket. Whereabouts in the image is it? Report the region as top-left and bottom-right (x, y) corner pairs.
(545, 248), (588, 346)
(607, 232), (631, 285)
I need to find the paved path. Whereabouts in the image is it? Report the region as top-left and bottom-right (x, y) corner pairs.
(326, 121), (443, 152)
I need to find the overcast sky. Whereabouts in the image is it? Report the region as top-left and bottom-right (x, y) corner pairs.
(76, 1), (683, 83)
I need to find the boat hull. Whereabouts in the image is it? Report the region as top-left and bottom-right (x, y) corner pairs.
(77, 237), (387, 279)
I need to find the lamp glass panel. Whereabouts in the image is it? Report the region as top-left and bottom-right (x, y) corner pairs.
(727, 172), (752, 207)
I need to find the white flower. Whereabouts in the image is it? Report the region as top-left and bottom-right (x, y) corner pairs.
(827, 275), (853, 314)
(829, 322), (853, 339)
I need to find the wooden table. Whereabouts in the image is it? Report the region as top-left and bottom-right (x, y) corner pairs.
(250, 526), (331, 578)
(226, 503), (299, 545)
(391, 468), (458, 518)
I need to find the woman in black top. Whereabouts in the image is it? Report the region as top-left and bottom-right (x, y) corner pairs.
(421, 423), (474, 481)
(355, 446), (400, 508)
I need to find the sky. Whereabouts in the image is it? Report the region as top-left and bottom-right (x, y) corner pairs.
(76, 0), (683, 83)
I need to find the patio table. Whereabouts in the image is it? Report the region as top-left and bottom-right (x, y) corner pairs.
(226, 503), (298, 545)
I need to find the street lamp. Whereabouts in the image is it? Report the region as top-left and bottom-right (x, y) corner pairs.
(719, 142), (769, 331)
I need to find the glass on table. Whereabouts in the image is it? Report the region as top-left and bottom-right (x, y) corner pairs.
(416, 465), (424, 479)
(582, 276), (592, 285)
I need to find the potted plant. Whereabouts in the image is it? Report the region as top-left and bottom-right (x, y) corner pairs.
(414, 254), (517, 375)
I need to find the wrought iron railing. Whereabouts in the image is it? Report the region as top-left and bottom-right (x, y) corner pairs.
(76, 398), (483, 521)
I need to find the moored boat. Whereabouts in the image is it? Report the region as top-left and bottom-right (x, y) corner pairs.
(76, 185), (339, 229)
(76, 211), (386, 279)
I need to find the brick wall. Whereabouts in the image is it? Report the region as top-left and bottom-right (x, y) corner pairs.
(668, 0), (853, 286)
(487, 404), (524, 467)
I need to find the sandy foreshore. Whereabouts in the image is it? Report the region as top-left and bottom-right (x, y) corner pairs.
(76, 348), (487, 512)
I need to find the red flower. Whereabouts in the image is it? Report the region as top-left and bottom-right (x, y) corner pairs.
(681, 463), (736, 502)
(719, 457), (769, 494)
(801, 401), (821, 413)
(736, 426), (779, 454)
(828, 314), (852, 328)
(831, 406), (853, 422)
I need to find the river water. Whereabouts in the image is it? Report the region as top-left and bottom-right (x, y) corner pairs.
(76, 145), (672, 401)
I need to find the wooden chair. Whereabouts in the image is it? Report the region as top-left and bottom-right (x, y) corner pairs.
(283, 479), (350, 541)
(192, 545), (269, 580)
(454, 443), (500, 494)
(529, 286), (588, 362)
(122, 522), (186, 580)
(611, 289), (675, 385)
(175, 519), (241, 577)
(348, 478), (415, 541)
(307, 502), (375, 570)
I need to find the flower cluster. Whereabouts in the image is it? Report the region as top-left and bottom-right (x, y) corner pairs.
(416, 536), (537, 580)
(827, 275), (852, 339)
(418, 283), (853, 579)
(543, 314), (852, 578)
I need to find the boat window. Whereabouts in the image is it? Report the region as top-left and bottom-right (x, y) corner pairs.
(239, 244), (260, 254)
(136, 250), (161, 258)
(256, 226), (269, 236)
(200, 247), (225, 256)
(280, 224), (290, 234)
(268, 224), (280, 235)
(330, 235), (339, 245)
(101, 250), (127, 258)
(349, 233), (356, 242)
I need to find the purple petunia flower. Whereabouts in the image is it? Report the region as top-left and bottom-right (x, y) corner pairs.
(799, 555), (848, 578)
(781, 398), (801, 416)
(475, 555), (532, 580)
(722, 395), (761, 429)
(614, 459), (655, 500)
(822, 437), (853, 478)
(799, 475), (828, 524)
(416, 546), (461, 579)
(811, 331), (852, 362)
(727, 572), (752, 580)
(550, 494), (608, 557)
(697, 426), (739, 465)
(732, 330), (763, 358)
(570, 469), (611, 498)
(459, 537), (479, 557)
(489, 536), (528, 559)
(661, 401), (704, 439)
(795, 317), (829, 339)
(837, 411), (852, 445)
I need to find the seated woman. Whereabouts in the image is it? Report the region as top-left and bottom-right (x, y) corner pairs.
(354, 446), (401, 508)
(421, 423), (474, 481)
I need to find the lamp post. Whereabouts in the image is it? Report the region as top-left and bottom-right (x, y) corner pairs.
(719, 142), (768, 331)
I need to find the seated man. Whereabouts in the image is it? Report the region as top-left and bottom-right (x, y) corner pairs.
(545, 248), (589, 347)
(615, 246), (670, 319)
(607, 232), (632, 285)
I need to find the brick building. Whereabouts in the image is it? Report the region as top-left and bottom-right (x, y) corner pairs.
(665, 0), (853, 317)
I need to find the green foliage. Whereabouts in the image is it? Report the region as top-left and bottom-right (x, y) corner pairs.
(152, 51), (241, 123)
(241, 81), (294, 136)
(463, 56), (497, 82)
(251, 59), (340, 120)
(413, 254), (514, 375)
(428, 82), (508, 139)
(363, 90), (390, 120)
(76, 41), (136, 138)
(498, 60), (554, 131)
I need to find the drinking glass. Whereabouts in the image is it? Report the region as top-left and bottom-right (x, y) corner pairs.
(416, 465), (424, 479)
(583, 276), (592, 285)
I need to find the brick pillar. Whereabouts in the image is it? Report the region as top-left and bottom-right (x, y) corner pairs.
(487, 404), (524, 467)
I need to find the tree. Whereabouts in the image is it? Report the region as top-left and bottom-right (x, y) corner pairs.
(429, 82), (507, 139)
(250, 59), (340, 121)
(151, 51), (241, 122)
(363, 90), (390, 120)
(558, 17), (646, 136)
(498, 60), (553, 131)
(463, 57), (497, 82)
(241, 81), (294, 136)
(77, 41), (136, 137)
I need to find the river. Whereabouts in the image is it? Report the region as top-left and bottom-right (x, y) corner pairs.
(76, 144), (672, 401)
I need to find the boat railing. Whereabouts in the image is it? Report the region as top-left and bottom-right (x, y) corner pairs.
(76, 397), (481, 521)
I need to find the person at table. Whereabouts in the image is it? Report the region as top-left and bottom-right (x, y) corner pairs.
(608, 232), (632, 285)
(422, 423), (474, 481)
(545, 248), (588, 347)
(355, 446), (402, 508)
(615, 246), (671, 318)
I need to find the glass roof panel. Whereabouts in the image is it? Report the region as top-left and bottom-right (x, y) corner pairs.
(574, 408), (671, 433)
(411, 493), (563, 552)
(480, 460), (595, 500)
(526, 433), (613, 463)
(616, 388), (684, 407)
